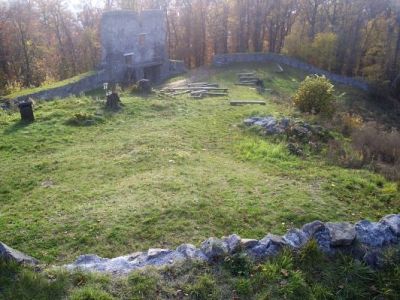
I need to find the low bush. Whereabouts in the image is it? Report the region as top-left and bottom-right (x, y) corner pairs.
(293, 75), (335, 117)
(338, 112), (364, 136)
(352, 123), (400, 180)
(327, 122), (400, 181)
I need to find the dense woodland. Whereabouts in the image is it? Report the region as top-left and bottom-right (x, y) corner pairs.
(1, 0), (400, 100)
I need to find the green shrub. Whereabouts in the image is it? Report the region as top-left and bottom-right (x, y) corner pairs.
(70, 287), (114, 300)
(293, 75), (335, 116)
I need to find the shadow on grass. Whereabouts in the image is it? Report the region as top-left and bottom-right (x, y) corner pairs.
(3, 120), (33, 135)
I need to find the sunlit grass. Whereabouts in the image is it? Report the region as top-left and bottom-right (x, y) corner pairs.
(0, 63), (398, 265)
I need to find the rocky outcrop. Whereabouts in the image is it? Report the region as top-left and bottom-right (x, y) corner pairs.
(244, 116), (333, 155)
(0, 242), (38, 265)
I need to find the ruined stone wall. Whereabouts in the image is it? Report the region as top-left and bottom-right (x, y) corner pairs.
(213, 53), (369, 91)
(2, 214), (399, 274)
(7, 71), (109, 103)
(101, 10), (168, 82)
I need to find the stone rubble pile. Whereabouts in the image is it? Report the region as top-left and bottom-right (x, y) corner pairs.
(1, 214), (399, 275)
(244, 116), (333, 155)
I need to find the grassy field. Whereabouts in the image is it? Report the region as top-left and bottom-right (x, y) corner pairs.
(0, 62), (399, 265)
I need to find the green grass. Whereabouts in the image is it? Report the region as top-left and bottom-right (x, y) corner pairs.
(0, 71), (96, 101)
(0, 62), (399, 266)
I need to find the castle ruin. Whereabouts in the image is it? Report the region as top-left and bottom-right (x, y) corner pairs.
(100, 10), (185, 84)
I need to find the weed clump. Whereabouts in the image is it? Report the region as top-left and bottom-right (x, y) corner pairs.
(293, 75), (335, 117)
(70, 287), (114, 300)
(352, 123), (400, 180)
(66, 112), (104, 127)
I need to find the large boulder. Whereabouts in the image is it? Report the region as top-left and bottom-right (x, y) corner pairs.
(176, 244), (207, 260)
(248, 234), (287, 260)
(302, 220), (325, 237)
(283, 228), (309, 248)
(200, 238), (229, 261)
(380, 214), (400, 236)
(223, 234), (241, 254)
(355, 220), (397, 247)
(326, 222), (356, 246)
(0, 242), (38, 265)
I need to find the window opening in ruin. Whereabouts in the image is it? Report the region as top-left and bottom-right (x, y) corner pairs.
(124, 53), (134, 66)
(139, 33), (146, 46)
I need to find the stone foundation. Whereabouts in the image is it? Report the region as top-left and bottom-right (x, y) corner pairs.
(1, 214), (398, 275)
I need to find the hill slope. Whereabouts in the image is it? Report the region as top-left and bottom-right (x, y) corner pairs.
(0, 62), (398, 263)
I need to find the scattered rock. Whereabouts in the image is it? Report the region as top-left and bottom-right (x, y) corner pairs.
(326, 222), (356, 246)
(240, 239), (259, 249)
(283, 229), (309, 248)
(247, 243), (271, 260)
(0, 242), (39, 265)
(147, 248), (171, 260)
(355, 220), (397, 247)
(223, 234), (241, 254)
(176, 244), (206, 260)
(41, 180), (54, 188)
(302, 220), (325, 237)
(380, 214), (400, 236)
(260, 234), (287, 247)
(200, 238), (229, 261)
(244, 116), (332, 155)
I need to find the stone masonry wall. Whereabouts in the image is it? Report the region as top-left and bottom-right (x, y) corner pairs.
(213, 53), (369, 91)
(7, 71), (109, 104)
(1, 214), (399, 275)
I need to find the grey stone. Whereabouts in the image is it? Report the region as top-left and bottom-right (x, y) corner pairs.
(283, 229), (309, 248)
(355, 220), (397, 247)
(147, 248), (171, 260)
(244, 118), (256, 126)
(302, 221), (325, 237)
(223, 234), (241, 254)
(176, 244), (207, 261)
(200, 237), (229, 260)
(326, 222), (356, 246)
(145, 251), (185, 266)
(260, 234), (287, 247)
(247, 243), (271, 260)
(0, 242), (39, 265)
(240, 239), (259, 249)
(247, 235), (284, 260)
(74, 254), (108, 265)
(380, 214), (400, 236)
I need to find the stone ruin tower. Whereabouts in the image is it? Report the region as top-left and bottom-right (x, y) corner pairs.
(101, 9), (184, 84)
